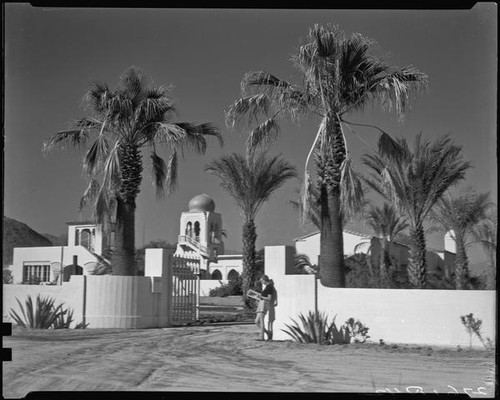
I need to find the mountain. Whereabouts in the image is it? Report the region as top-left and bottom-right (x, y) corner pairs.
(2, 217), (54, 266)
(42, 233), (68, 246)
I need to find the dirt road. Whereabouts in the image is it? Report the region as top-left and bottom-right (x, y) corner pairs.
(2, 324), (496, 397)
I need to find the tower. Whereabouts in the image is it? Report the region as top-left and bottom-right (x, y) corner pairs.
(175, 194), (224, 264)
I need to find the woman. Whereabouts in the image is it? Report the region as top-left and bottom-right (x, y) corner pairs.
(254, 275), (276, 341)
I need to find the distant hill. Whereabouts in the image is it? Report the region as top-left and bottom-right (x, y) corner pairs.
(2, 217), (54, 266)
(41, 233), (68, 246)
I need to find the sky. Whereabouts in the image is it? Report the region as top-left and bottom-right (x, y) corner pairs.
(3, 5), (497, 264)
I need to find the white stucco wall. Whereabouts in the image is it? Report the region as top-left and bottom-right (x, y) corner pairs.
(3, 275), (171, 329)
(3, 276), (86, 327)
(265, 246), (496, 347)
(295, 231), (373, 265)
(208, 255), (243, 280)
(12, 246), (101, 283)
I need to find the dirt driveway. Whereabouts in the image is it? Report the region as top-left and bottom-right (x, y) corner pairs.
(2, 323), (496, 397)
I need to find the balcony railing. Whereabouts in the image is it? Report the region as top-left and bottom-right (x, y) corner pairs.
(178, 235), (209, 256)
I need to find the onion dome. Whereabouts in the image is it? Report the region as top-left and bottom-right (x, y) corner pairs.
(188, 193), (215, 212)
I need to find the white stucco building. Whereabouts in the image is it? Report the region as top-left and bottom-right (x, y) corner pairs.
(174, 193), (243, 280)
(294, 228), (457, 276)
(10, 221), (111, 284)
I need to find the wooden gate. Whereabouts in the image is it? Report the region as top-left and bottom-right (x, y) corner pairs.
(171, 254), (200, 325)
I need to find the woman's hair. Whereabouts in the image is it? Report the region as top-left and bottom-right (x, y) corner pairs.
(261, 274), (270, 283)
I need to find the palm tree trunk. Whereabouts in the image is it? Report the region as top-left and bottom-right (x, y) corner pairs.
(454, 233), (469, 290)
(317, 116), (346, 288)
(408, 224), (427, 288)
(241, 219), (257, 306)
(380, 238), (391, 287)
(112, 198), (136, 275)
(111, 143), (142, 276)
(319, 185), (345, 287)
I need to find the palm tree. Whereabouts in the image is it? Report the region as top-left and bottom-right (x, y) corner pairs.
(431, 191), (492, 289)
(363, 134), (470, 288)
(44, 67), (222, 275)
(471, 208), (497, 290)
(205, 151), (297, 304)
(364, 203), (408, 287)
(225, 24), (427, 287)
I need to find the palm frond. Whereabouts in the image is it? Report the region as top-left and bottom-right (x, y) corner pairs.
(80, 179), (101, 211)
(165, 151), (178, 195)
(83, 133), (111, 176)
(246, 118), (280, 154)
(339, 157), (364, 220)
(43, 130), (90, 153)
(150, 151), (167, 198)
(225, 94), (270, 130)
(373, 66), (428, 120)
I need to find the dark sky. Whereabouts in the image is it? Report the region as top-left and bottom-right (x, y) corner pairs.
(4, 5), (497, 263)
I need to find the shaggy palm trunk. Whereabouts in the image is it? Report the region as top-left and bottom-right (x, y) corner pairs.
(380, 238), (391, 288)
(454, 233), (469, 290)
(408, 224), (427, 288)
(111, 143), (142, 276)
(317, 116), (346, 288)
(241, 219), (257, 306)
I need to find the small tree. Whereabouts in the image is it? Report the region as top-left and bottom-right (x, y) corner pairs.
(459, 313), (492, 349)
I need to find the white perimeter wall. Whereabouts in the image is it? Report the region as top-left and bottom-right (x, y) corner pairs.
(3, 275), (170, 329)
(265, 246), (496, 348)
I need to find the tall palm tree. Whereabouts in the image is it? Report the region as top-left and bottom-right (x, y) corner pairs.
(363, 134), (470, 288)
(364, 203), (408, 287)
(431, 191), (492, 289)
(44, 67), (222, 275)
(205, 151), (297, 304)
(225, 24), (427, 287)
(471, 208), (497, 290)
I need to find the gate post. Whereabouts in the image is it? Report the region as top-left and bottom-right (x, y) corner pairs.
(165, 249), (174, 327)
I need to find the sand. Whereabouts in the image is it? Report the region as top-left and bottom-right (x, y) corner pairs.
(2, 323), (496, 397)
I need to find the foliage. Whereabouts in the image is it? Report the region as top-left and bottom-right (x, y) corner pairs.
(206, 151), (296, 304)
(363, 133), (471, 288)
(431, 190), (492, 289)
(9, 295), (86, 329)
(209, 276), (243, 297)
(44, 66), (222, 276)
(282, 311), (352, 345)
(294, 253), (319, 275)
(53, 307), (74, 329)
(22, 276), (42, 285)
(227, 23), (427, 288)
(460, 313), (494, 350)
(3, 268), (13, 284)
(10, 295), (65, 329)
(344, 318), (370, 343)
(471, 208), (497, 290)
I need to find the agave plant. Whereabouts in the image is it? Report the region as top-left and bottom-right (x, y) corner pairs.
(53, 308), (75, 329)
(10, 295), (65, 329)
(282, 310), (351, 345)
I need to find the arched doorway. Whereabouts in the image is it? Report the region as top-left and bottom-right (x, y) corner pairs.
(211, 269), (222, 280)
(227, 269), (239, 281)
(63, 264), (83, 282)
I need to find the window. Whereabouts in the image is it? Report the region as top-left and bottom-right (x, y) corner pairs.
(23, 264), (50, 284)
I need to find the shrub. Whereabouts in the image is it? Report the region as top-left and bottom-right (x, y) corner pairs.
(9, 294), (82, 329)
(282, 311), (351, 345)
(53, 308), (74, 329)
(460, 313), (494, 350)
(3, 268), (13, 284)
(209, 276), (243, 297)
(344, 317), (370, 343)
(10, 295), (65, 329)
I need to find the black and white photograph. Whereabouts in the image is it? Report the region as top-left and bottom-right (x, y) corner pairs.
(2, 4), (497, 396)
